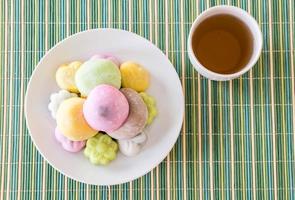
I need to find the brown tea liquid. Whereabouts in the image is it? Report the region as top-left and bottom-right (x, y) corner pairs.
(192, 14), (253, 74)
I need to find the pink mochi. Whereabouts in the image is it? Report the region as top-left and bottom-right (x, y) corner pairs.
(83, 84), (129, 132)
(90, 54), (120, 67)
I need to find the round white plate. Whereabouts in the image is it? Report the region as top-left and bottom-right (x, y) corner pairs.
(25, 29), (184, 185)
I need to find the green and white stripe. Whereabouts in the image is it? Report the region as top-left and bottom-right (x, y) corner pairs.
(0, 0), (294, 199)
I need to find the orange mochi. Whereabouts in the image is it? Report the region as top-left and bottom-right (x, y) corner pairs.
(56, 97), (97, 141)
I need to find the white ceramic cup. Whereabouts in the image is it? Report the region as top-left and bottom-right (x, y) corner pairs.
(187, 5), (263, 81)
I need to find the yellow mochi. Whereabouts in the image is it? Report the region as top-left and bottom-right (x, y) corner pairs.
(56, 61), (82, 93)
(120, 61), (150, 92)
(56, 97), (97, 141)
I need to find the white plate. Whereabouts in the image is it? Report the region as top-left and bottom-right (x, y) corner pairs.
(25, 29), (184, 185)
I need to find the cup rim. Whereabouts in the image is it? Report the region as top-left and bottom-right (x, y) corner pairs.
(187, 5), (263, 80)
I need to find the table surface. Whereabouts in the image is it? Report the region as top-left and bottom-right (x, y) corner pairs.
(0, 0), (294, 199)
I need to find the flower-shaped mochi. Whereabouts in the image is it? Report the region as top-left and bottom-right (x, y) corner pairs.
(48, 90), (77, 119)
(139, 92), (158, 125)
(118, 132), (147, 156)
(55, 127), (86, 152)
(84, 132), (118, 165)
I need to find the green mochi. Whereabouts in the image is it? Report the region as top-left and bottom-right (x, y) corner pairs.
(75, 59), (121, 96)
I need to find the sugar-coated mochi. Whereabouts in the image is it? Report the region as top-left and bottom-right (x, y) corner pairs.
(120, 61), (150, 92)
(108, 88), (148, 140)
(56, 97), (97, 141)
(83, 85), (129, 132)
(75, 59), (121, 96)
(56, 61), (82, 93)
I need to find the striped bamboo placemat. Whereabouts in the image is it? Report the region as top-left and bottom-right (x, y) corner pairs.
(0, 0), (294, 199)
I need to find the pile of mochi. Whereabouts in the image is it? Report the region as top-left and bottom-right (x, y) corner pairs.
(48, 54), (157, 165)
